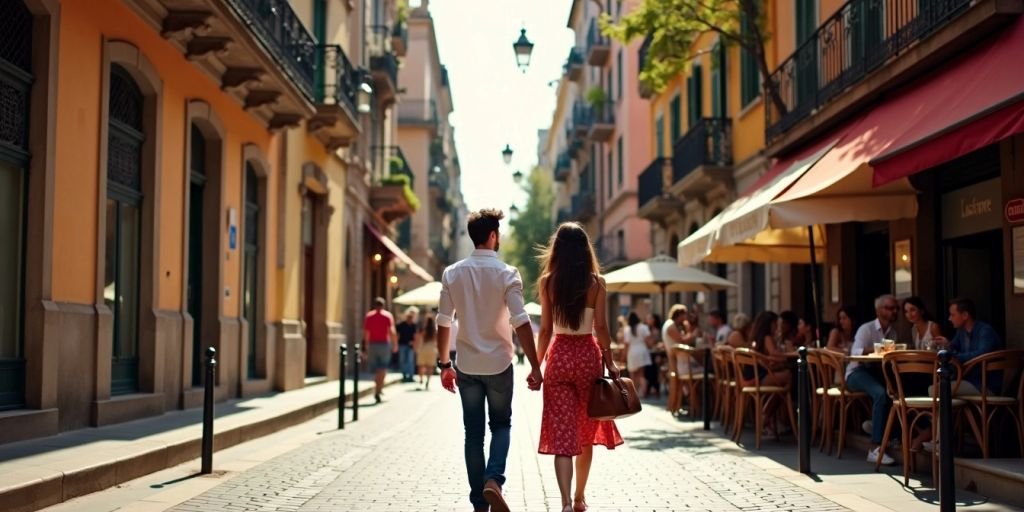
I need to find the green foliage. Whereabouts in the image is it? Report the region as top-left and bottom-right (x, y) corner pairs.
(396, 0), (409, 25)
(504, 167), (555, 301)
(602, 0), (768, 96)
(389, 155), (406, 174)
(380, 173), (420, 211)
(585, 86), (607, 107)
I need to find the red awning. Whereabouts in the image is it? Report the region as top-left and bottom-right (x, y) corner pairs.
(872, 18), (1024, 186)
(365, 224), (435, 283)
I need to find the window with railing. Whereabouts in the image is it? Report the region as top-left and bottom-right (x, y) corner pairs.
(765, 0), (972, 142)
(315, 44), (359, 114)
(638, 157), (672, 209)
(672, 118), (732, 183)
(225, 0), (318, 100)
(740, 11), (760, 107)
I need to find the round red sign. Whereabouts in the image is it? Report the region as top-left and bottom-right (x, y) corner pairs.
(1007, 198), (1024, 223)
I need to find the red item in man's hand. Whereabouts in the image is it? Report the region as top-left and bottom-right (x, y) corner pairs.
(441, 368), (457, 393)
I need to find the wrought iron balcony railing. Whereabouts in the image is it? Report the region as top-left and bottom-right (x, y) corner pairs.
(638, 157), (672, 210)
(595, 235), (627, 266)
(765, 0), (971, 143)
(587, 18), (610, 60)
(571, 192), (596, 221)
(672, 118), (732, 183)
(368, 25), (399, 86)
(554, 151), (572, 182)
(315, 44), (359, 114)
(225, 0), (317, 100)
(373, 145), (414, 184)
(573, 102), (593, 130)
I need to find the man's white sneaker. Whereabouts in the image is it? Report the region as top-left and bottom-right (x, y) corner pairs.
(868, 446), (895, 465)
(861, 420), (873, 435)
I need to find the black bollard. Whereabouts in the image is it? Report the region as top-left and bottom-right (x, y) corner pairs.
(338, 344), (347, 430)
(201, 347), (217, 475)
(702, 347), (711, 431)
(797, 346), (811, 474)
(352, 343), (361, 422)
(938, 350), (955, 510)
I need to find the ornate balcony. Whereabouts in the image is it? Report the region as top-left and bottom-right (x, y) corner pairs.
(595, 235), (628, 269)
(308, 44), (361, 149)
(586, 18), (610, 66)
(763, 0), (1014, 152)
(368, 25), (399, 105)
(566, 47), (585, 82)
(391, 22), (409, 57)
(135, 0), (320, 128)
(571, 192), (596, 222)
(637, 157), (680, 222)
(669, 118), (733, 198)
(370, 145), (417, 222)
(554, 151), (572, 182)
(587, 101), (615, 143)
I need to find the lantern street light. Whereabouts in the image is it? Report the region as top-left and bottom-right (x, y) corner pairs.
(512, 170), (523, 184)
(501, 144), (513, 164)
(357, 73), (373, 114)
(512, 28), (534, 72)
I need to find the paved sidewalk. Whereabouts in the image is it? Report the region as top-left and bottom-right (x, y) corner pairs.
(2, 372), (401, 512)
(45, 369), (1020, 511)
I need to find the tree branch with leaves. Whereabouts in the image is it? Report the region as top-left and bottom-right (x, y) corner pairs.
(504, 167), (555, 302)
(602, 0), (787, 118)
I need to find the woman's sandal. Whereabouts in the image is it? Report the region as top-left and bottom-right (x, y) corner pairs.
(573, 499), (588, 512)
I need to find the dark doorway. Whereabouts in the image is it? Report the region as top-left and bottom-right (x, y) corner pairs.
(187, 124), (206, 386)
(855, 224), (891, 314)
(243, 164), (263, 379)
(943, 229), (1005, 336)
(301, 195), (321, 377)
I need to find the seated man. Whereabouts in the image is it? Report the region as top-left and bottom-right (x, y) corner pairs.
(845, 294), (900, 465)
(934, 297), (1003, 396)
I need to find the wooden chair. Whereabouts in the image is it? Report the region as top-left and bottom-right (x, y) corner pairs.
(731, 348), (797, 449)
(960, 349), (1024, 458)
(713, 346), (737, 431)
(676, 344), (714, 420)
(878, 351), (969, 486)
(818, 349), (868, 458)
(804, 349), (829, 451)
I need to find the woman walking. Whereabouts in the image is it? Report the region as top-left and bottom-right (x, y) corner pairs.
(623, 312), (652, 397)
(536, 223), (623, 512)
(415, 313), (438, 389)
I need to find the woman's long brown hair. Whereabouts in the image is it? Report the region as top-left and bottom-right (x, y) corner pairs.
(536, 222), (601, 331)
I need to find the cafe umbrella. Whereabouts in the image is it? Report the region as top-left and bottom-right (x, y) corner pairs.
(602, 255), (736, 319)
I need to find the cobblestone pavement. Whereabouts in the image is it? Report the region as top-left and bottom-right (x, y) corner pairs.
(168, 368), (857, 512)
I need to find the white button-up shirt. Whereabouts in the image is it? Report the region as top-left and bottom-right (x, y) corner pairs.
(846, 318), (898, 378)
(436, 250), (530, 375)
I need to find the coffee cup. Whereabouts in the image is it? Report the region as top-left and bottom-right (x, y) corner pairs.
(873, 342), (883, 355)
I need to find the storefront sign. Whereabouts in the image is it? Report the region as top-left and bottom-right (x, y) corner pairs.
(941, 178), (1002, 240)
(1007, 198), (1024, 223)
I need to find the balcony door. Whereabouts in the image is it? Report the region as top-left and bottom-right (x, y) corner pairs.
(243, 164), (264, 379)
(795, 0), (818, 108)
(187, 125), (207, 386)
(0, 0), (32, 410)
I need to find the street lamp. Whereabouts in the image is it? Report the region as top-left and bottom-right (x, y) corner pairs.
(357, 74), (373, 114)
(509, 204), (520, 218)
(512, 170), (523, 184)
(512, 28), (534, 72)
(501, 144), (513, 164)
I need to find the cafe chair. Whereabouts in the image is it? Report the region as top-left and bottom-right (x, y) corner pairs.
(731, 348), (797, 449)
(878, 351), (968, 487)
(713, 346), (738, 431)
(818, 349), (869, 458)
(676, 344), (715, 420)
(960, 349), (1024, 458)
(803, 349), (828, 451)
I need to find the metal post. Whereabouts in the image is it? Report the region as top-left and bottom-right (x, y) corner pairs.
(201, 347), (217, 475)
(797, 346), (811, 474)
(352, 343), (361, 422)
(938, 350), (955, 510)
(702, 347), (711, 431)
(806, 226), (823, 347)
(339, 345), (347, 430)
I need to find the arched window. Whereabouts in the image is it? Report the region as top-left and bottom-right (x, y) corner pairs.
(0, 0), (34, 410)
(105, 64), (145, 395)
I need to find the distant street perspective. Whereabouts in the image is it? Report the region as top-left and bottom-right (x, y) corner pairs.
(2, 0), (1024, 510)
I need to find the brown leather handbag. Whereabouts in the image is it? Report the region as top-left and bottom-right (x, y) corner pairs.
(588, 376), (642, 420)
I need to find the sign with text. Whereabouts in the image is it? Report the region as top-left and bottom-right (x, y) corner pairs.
(941, 178), (1002, 240)
(1007, 198), (1024, 224)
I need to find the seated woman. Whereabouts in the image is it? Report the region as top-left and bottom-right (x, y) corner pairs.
(726, 313), (751, 348)
(826, 305), (858, 355)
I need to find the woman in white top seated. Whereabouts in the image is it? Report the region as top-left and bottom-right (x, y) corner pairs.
(903, 296), (942, 350)
(623, 312), (652, 397)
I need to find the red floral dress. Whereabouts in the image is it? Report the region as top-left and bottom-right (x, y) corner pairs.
(538, 333), (624, 456)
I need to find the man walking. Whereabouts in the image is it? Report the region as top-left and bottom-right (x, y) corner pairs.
(436, 208), (543, 512)
(362, 297), (397, 404)
(396, 307), (420, 382)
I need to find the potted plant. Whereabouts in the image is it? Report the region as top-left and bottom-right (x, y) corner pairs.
(586, 86), (608, 118)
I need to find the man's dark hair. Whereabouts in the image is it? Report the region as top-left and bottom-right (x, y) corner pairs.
(951, 297), (976, 319)
(708, 310), (725, 322)
(467, 208), (504, 247)
(373, 297), (386, 309)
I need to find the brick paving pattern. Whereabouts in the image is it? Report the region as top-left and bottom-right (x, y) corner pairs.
(172, 370), (850, 511)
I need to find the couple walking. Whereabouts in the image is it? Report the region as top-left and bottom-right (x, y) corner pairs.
(436, 209), (623, 512)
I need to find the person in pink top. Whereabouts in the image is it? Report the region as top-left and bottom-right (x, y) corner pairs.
(363, 297), (397, 403)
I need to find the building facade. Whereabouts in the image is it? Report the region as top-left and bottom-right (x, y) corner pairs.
(0, 0), (434, 444)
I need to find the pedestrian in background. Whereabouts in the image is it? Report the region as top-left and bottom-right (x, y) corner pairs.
(623, 312), (652, 398)
(535, 222), (623, 512)
(396, 307), (420, 383)
(415, 312), (438, 389)
(362, 297), (397, 404)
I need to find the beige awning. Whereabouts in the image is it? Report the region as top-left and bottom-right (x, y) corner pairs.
(393, 281), (442, 306)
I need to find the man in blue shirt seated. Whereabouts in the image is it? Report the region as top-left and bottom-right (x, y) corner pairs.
(934, 297), (1003, 395)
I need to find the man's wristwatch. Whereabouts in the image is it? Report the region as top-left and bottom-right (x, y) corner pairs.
(436, 359), (453, 370)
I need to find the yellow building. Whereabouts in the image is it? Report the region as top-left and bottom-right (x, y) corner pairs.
(0, 0), (418, 444)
